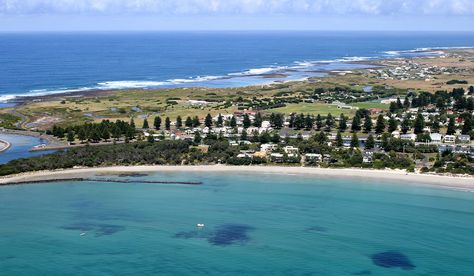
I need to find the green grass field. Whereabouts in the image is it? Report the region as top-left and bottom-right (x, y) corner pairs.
(271, 103), (356, 116)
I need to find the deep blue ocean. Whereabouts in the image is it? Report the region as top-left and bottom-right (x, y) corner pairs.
(0, 31), (473, 101)
(0, 171), (473, 275)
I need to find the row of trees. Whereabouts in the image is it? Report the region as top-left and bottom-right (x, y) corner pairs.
(49, 120), (136, 143)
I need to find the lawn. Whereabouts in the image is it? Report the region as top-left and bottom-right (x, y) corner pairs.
(271, 103), (356, 116)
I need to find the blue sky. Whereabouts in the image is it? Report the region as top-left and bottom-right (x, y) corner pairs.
(1, 0), (473, 31)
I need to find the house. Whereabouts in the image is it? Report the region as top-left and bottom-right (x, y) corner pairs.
(261, 143), (277, 153)
(368, 108), (385, 115)
(391, 131), (401, 139)
(363, 152), (374, 163)
(457, 135), (471, 144)
(270, 153), (284, 163)
(444, 135), (456, 143)
(284, 146), (299, 155)
(253, 151), (268, 158)
(400, 133), (416, 141)
(305, 153), (322, 163)
(430, 133), (442, 144)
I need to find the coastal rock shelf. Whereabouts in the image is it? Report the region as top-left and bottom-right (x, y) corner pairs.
(1, 178), (203, 186)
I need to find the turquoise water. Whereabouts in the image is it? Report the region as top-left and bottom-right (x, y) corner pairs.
(0, 172), (473, 275)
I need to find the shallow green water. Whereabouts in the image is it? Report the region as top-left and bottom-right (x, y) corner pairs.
(0, 172), (473, 275)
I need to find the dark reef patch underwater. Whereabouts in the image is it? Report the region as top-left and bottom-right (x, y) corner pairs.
(174, 223), (255, 246)
(371, 251), (415, 270)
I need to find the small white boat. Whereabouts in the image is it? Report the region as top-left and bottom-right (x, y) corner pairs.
(196, 223), (205, 228)
(80, 232), (86, 236)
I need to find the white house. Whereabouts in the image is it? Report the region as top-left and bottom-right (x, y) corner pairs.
(430, 133), (442, 144)
(284, 146), (299, 155)
(400, 133), (416, 141)
(260, 143), (277, 153)
(444, 135), (456, 143)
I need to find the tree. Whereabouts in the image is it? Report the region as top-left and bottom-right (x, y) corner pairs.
(185, 116), (193, 128)
(396, 97), (403, 110)
(351, 114), (361, 132)
(230, 116), (237, 128)
(366, 134), (375, 149)
(271, 132), (280, 144)
(165, 117), (171, 130)
(174, 116), (182, 129)
(305, 115), (313, 130)
(413, 113), (425, 134)
(67, 130), (75, 144)
(78, 128), (87, 143)
(350, 133), (359, 148)
(130, 118), (136, 129)
(192, 116), (201, 127)
(446, 117), (456, 135)
(194, 131), (201, 144)
(315, 132), (327, 145)
(142, 118), (149, 129)
(240, 129), (248, 141)
(205, 113), (213, 128)
(338, 114), (347, 131)
(335, 131), (344, 147)
(403, 96), (410, 109)
(316, 114), (323, 130)
(462, 116), (472, 135)
(401, 115), (411, 134)
(363, 114), (372, 133)
(375, 114), (385, 134)
(243, 114), (251, 128)
(217, 114), (223, 127)
(254, 112), (263, 127)
(389, 102), (398, 113)
(153, 117), (162, 130)
(147, 134), (155, 143)
(388, 117), (398, 133)
(431, 116), (440, 133)
(325, 113), (334, 131)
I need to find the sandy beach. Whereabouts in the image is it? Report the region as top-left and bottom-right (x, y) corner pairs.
(0, 165), (472, 191)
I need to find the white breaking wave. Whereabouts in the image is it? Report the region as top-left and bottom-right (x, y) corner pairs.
(97, 81), (168, 89)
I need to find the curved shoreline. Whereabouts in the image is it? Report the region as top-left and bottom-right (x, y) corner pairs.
(0, 139), (11, 153)
(0, 165), (472, 191)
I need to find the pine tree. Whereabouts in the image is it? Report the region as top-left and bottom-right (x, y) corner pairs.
(351, 114), (361, 132)
(350, 133), (359, 148)
(401, 115), (411, 134)
(78, 128), (87, 143)
(142, 118), (149, 129)
(243, 114), (251, 128)
(335, 131), (344, 147)
(153, 117), (161, 130)
(338, 114), (347, 131)
(194, 131), (201, 144)
(462, 116), (472, 135)
(403, 96), (410, 109)
(446, 117), (456, 135)
(431, 116), (440, 133)
(305, 115), (313, 130)
(325, 113), (334, 131)
(363, 114), (372, 133)
(254, 113), (263, 127)
(388, 116), (398, 133)
(413, 113), (425, 134)
(230, 116), (237, 128)
(217, 114), (223, 127)
(185, 116), (193, 128)
(316, 114), (323, 130)
(375, 114), (385, 134)
(165, 117), (171, 130)
(130, 118), (136, 129)
(192, 116), (201, 127)
(176, 116), (182, 129)
(205, 113), (213, 128)
(240, 129), (248, 141)
(366, 134), (375, 149)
